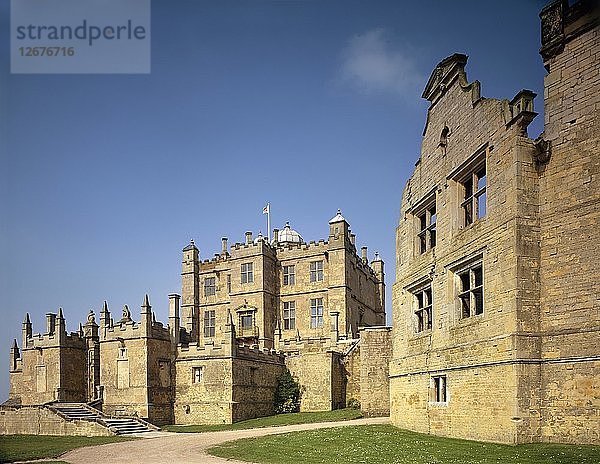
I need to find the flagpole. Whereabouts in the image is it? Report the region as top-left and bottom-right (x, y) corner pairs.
(267, 203), (271, 242)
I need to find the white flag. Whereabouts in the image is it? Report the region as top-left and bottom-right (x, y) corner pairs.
(263, 203), (270, 214)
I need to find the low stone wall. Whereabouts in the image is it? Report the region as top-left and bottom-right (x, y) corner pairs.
(0, 406), (113, 436)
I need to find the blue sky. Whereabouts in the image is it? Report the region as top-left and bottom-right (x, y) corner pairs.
(0, 0), (547, 401)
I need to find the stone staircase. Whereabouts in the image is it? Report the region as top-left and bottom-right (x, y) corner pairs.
(47, 402), (159, 435)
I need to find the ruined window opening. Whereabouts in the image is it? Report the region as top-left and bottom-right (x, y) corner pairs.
(203, 310), (216, 338)
(310, 260), (324, 282)
(310, 298), (324, 328)
(192, 366), (203, 383)
(283, 265), (296, 286)
(431, 375), (447, 403)
(458, 263), (484, 318)
(417, 204), (436, 254)
(283, 301), (296, 330)
(204, 277), (216, 296)
(241, 262), (254, 284)
(414, 286), (433, 332)
(461, 164), (486, 226)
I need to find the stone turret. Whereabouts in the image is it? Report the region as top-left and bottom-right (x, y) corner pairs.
(140, 294), (152, 334)
(22, 313), (31, 347)
(181, 239), (199, 341)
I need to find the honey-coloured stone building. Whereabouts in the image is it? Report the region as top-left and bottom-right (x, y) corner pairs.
(390, 0), (599, 445)
(4, 211), (391, 432)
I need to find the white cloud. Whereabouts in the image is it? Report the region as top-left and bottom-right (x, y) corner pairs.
(339, 28), (422, 97)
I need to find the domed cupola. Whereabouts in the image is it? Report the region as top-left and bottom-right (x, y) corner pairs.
(276, 222), (303, 245)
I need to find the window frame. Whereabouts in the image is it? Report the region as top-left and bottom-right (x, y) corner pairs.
(414, 286), (433, 333)
(241, 262), (254, 284)
(283, 301), (296, 330)
(283, 265), (296, 286)
(416, 204), (437, 254)
(203, 310), (216, 338)
(461, 163), (487, 226)
(192, 366), (203, 384)
(310, 297), (324, 328)
(457, 262), (484, 319)
(309, 260), (324, 283)
(430, 375), (448, 404)
(204, 276), (216, 297)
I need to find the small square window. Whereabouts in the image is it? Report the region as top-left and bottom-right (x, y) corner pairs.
(193, 367), (203, 383)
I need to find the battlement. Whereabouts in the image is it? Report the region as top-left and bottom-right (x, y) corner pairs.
(99, 296), (170, 342)
(21, 310), (86, 351)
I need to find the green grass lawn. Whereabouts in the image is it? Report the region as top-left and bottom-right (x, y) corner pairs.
(163, 408), (363, 433)
(0, 434), (133, 463)
(209, 424), (600, 464)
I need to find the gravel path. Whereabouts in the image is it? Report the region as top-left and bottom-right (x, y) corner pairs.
(61, 417), (389, 464)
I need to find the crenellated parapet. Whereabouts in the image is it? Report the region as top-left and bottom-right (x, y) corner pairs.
(99, 296), (170, 342)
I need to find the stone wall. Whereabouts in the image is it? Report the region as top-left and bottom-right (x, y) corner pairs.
(359, 327), (391, 417)
(286, 350), (333, 411)
(0, 406), (112, 436)
(538, 0), (600, 444)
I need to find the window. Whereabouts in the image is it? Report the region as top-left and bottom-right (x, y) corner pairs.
(417, 205), (436, 254)
(310, 298), (324, 328)
(461, 164), (486, 226)
(283, 265), (295, 285)
(203, 310), (215, 337)
(240, 312), (253, 329)
(458, 263), (484, 318)
(431, 375), (447, 403)
(283, 301), (296, 330)
(310, 261), (324, 282)
(118, 347), (127, 359)
(414, 286), (433, 332)
(192, 367), (203, 383)
(204, 277), (216, 296)
(241, 262), (253, 284)
(227, 274), (231, 293)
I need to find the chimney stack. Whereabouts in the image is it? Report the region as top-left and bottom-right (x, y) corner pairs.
(245, 231), (253, 245)
(361, 246), (368, 263)
(273, 228), (279, 243)
(221, 237), (228, 254)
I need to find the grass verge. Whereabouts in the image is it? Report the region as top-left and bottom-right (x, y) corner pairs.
(163, 408), (363, 433)
(0, 434), (133, 463)
(208, 424), (600, 464)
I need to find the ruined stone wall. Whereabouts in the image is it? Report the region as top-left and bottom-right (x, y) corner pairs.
(390, 53), (542, 443)
(0, 406), (112, 436)
(359, 327), (391, 417)
(538, 1), (600, 443)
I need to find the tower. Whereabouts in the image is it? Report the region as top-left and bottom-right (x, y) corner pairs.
(181, 240), (200, 341)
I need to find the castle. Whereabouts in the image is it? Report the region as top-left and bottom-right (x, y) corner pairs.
(390, 0), (599, 444)
(4, 0), (599, 445)
(6, 212), (391, 427)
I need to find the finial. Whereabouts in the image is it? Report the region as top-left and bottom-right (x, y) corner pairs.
(12, 338), (18, 348)
(23, 313), (31, 324)
(102, 301), (109, 312)
(337, 208), (341, 215)
(142, 294), (151, 307)
(190, 239), (195, 245)
(57, 307), (64, 319)
(374, 252), (380, 261)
